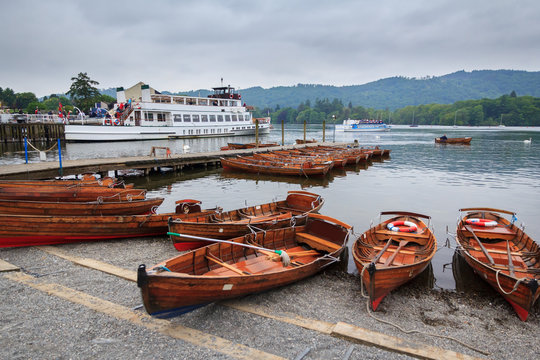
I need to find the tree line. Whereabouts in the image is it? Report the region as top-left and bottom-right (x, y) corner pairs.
(252, 91), (540, 127)
(2, 72), (539, 126)
(0, 73), (114, 115)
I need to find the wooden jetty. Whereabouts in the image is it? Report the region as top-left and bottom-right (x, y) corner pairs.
(0, 123), (65, 143)
(0, 142), (353, 180)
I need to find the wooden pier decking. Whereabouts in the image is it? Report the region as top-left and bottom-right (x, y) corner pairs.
(0, 142), (350, 180)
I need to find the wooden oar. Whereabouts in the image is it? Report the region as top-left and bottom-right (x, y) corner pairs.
(383, 240), (409, 267)
(506, 241), (515, 277)
(371, 237), (393, 264)
(205, 254), (250, 276)
(464, 225), (495, 265)
(167, 232), (291, 267)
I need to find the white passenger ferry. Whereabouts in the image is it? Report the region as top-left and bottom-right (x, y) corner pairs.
(65, 83), (271, 142)
(335, 118), (390, 132)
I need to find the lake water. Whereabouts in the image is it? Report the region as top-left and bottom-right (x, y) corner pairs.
(1, 124), (539, 290)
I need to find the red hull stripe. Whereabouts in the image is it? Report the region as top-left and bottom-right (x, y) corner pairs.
(507, 298), (530, 322)
(173, 241), (208, 252)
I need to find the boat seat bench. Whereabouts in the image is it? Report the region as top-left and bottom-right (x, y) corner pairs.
(295, 232), (341, 252)
(204, 246), (315, 276)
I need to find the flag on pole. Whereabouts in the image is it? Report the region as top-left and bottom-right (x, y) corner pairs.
(58, 102), (64, 123)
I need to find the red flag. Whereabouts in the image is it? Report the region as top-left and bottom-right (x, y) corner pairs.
(58, 102), (63, 118)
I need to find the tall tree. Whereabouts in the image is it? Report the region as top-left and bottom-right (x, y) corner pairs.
(67, 72), (100, 113)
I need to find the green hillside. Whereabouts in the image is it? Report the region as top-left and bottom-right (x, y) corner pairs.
(178, 70), (540, 110)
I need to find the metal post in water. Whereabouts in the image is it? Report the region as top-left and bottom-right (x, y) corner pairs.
(24, 137), (28, 164)
(303, 119), (306, 142)
(332, 115), (336, 143)
(255, 118), (259, 147)
(281, 119), (284, 146)
(57, 138), (63, 176)
(322, 119), (326, 143)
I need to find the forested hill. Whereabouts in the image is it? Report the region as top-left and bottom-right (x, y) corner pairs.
(175, 70), (540, 110)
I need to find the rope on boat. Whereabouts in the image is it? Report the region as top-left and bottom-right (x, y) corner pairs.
(495, 270), (527, 295)
(358, 264), (489, 356)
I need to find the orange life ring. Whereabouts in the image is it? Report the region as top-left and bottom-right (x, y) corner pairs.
(387, 220), (417, 233)
(466, 218), (497, 227)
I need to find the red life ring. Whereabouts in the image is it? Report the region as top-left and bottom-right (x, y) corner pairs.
(466, 218), (497, 227)
(387, 220), (417, 232)
(104, 119), (113, 125)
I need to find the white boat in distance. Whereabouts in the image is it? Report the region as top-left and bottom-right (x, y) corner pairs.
(335, 118), (390, 132)
(65, 83), (271, 142)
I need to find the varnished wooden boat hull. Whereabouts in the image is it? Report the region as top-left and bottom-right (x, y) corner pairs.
(352, 211), (437, 310)
(0, 197), (164, 216)
(138, 213), (352, 318)
(220, 157), (332, 177)
(0, 208), (217, 248)
(0, 177), (130, 188)
(435, 137), (472, 144)
(169, 191), (324, 251)
(456, 208), (540, 321)
(0, 185), (146, 202)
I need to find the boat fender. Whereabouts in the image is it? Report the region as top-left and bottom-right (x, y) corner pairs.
(466, 218), (498, 227)
(387, 221), (417, 232)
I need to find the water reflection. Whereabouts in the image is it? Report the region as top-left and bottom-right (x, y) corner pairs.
(451, 250), (493, 294)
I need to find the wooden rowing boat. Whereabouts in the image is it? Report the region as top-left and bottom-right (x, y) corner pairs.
(0, 200), (216, 248)
(168, 190), (325, 250)
(220, 142), (280, 151)
(0, 185), (146, 202)
(295, 138), (317, 144)
(456, 207), (540, 321)
(435, 137), (472, 144)
(253, 152), (348, 168)
(220, 156), (333, 177)
(137, 213), (352, 318)
(0, 176), (132, 188)
(0, 197), (164, 216)
(352, 211), (437, 310)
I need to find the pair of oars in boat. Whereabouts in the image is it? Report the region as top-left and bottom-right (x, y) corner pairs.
(167, 232), (319, 267)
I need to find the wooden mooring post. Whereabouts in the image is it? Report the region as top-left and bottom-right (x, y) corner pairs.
(0, 123), (65, 143)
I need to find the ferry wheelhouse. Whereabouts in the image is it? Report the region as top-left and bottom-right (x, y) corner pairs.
(65, 83), (270, 142)
(335, 119), (390, 132)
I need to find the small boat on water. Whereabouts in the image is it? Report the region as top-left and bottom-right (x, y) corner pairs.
(220, 156), (333, 177)
(0, 185), (146, 202)
(220, 142), (279, 151)
(254, 151), (348, 168)
(335, 119), (390, 132)
(0, 200), (215, 248)
(168, 191), (324, 250)
(0, 197), (164, 216)
(137, 213), (352, 318)
(456, 208), (540, 321)
(435, 137), (472, 144)
(295, 138), (317, 144)
(352, 211), (437, 310)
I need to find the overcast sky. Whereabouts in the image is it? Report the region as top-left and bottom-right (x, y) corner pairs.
(1, 0), (539, 97)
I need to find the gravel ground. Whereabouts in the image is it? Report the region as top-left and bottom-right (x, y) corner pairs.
(1, 237), (538, 359)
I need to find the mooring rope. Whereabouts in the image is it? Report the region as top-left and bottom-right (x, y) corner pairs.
(358, 264), (489, 356)
(26, 139), (58, 153)
(495, 270), (527, 295)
